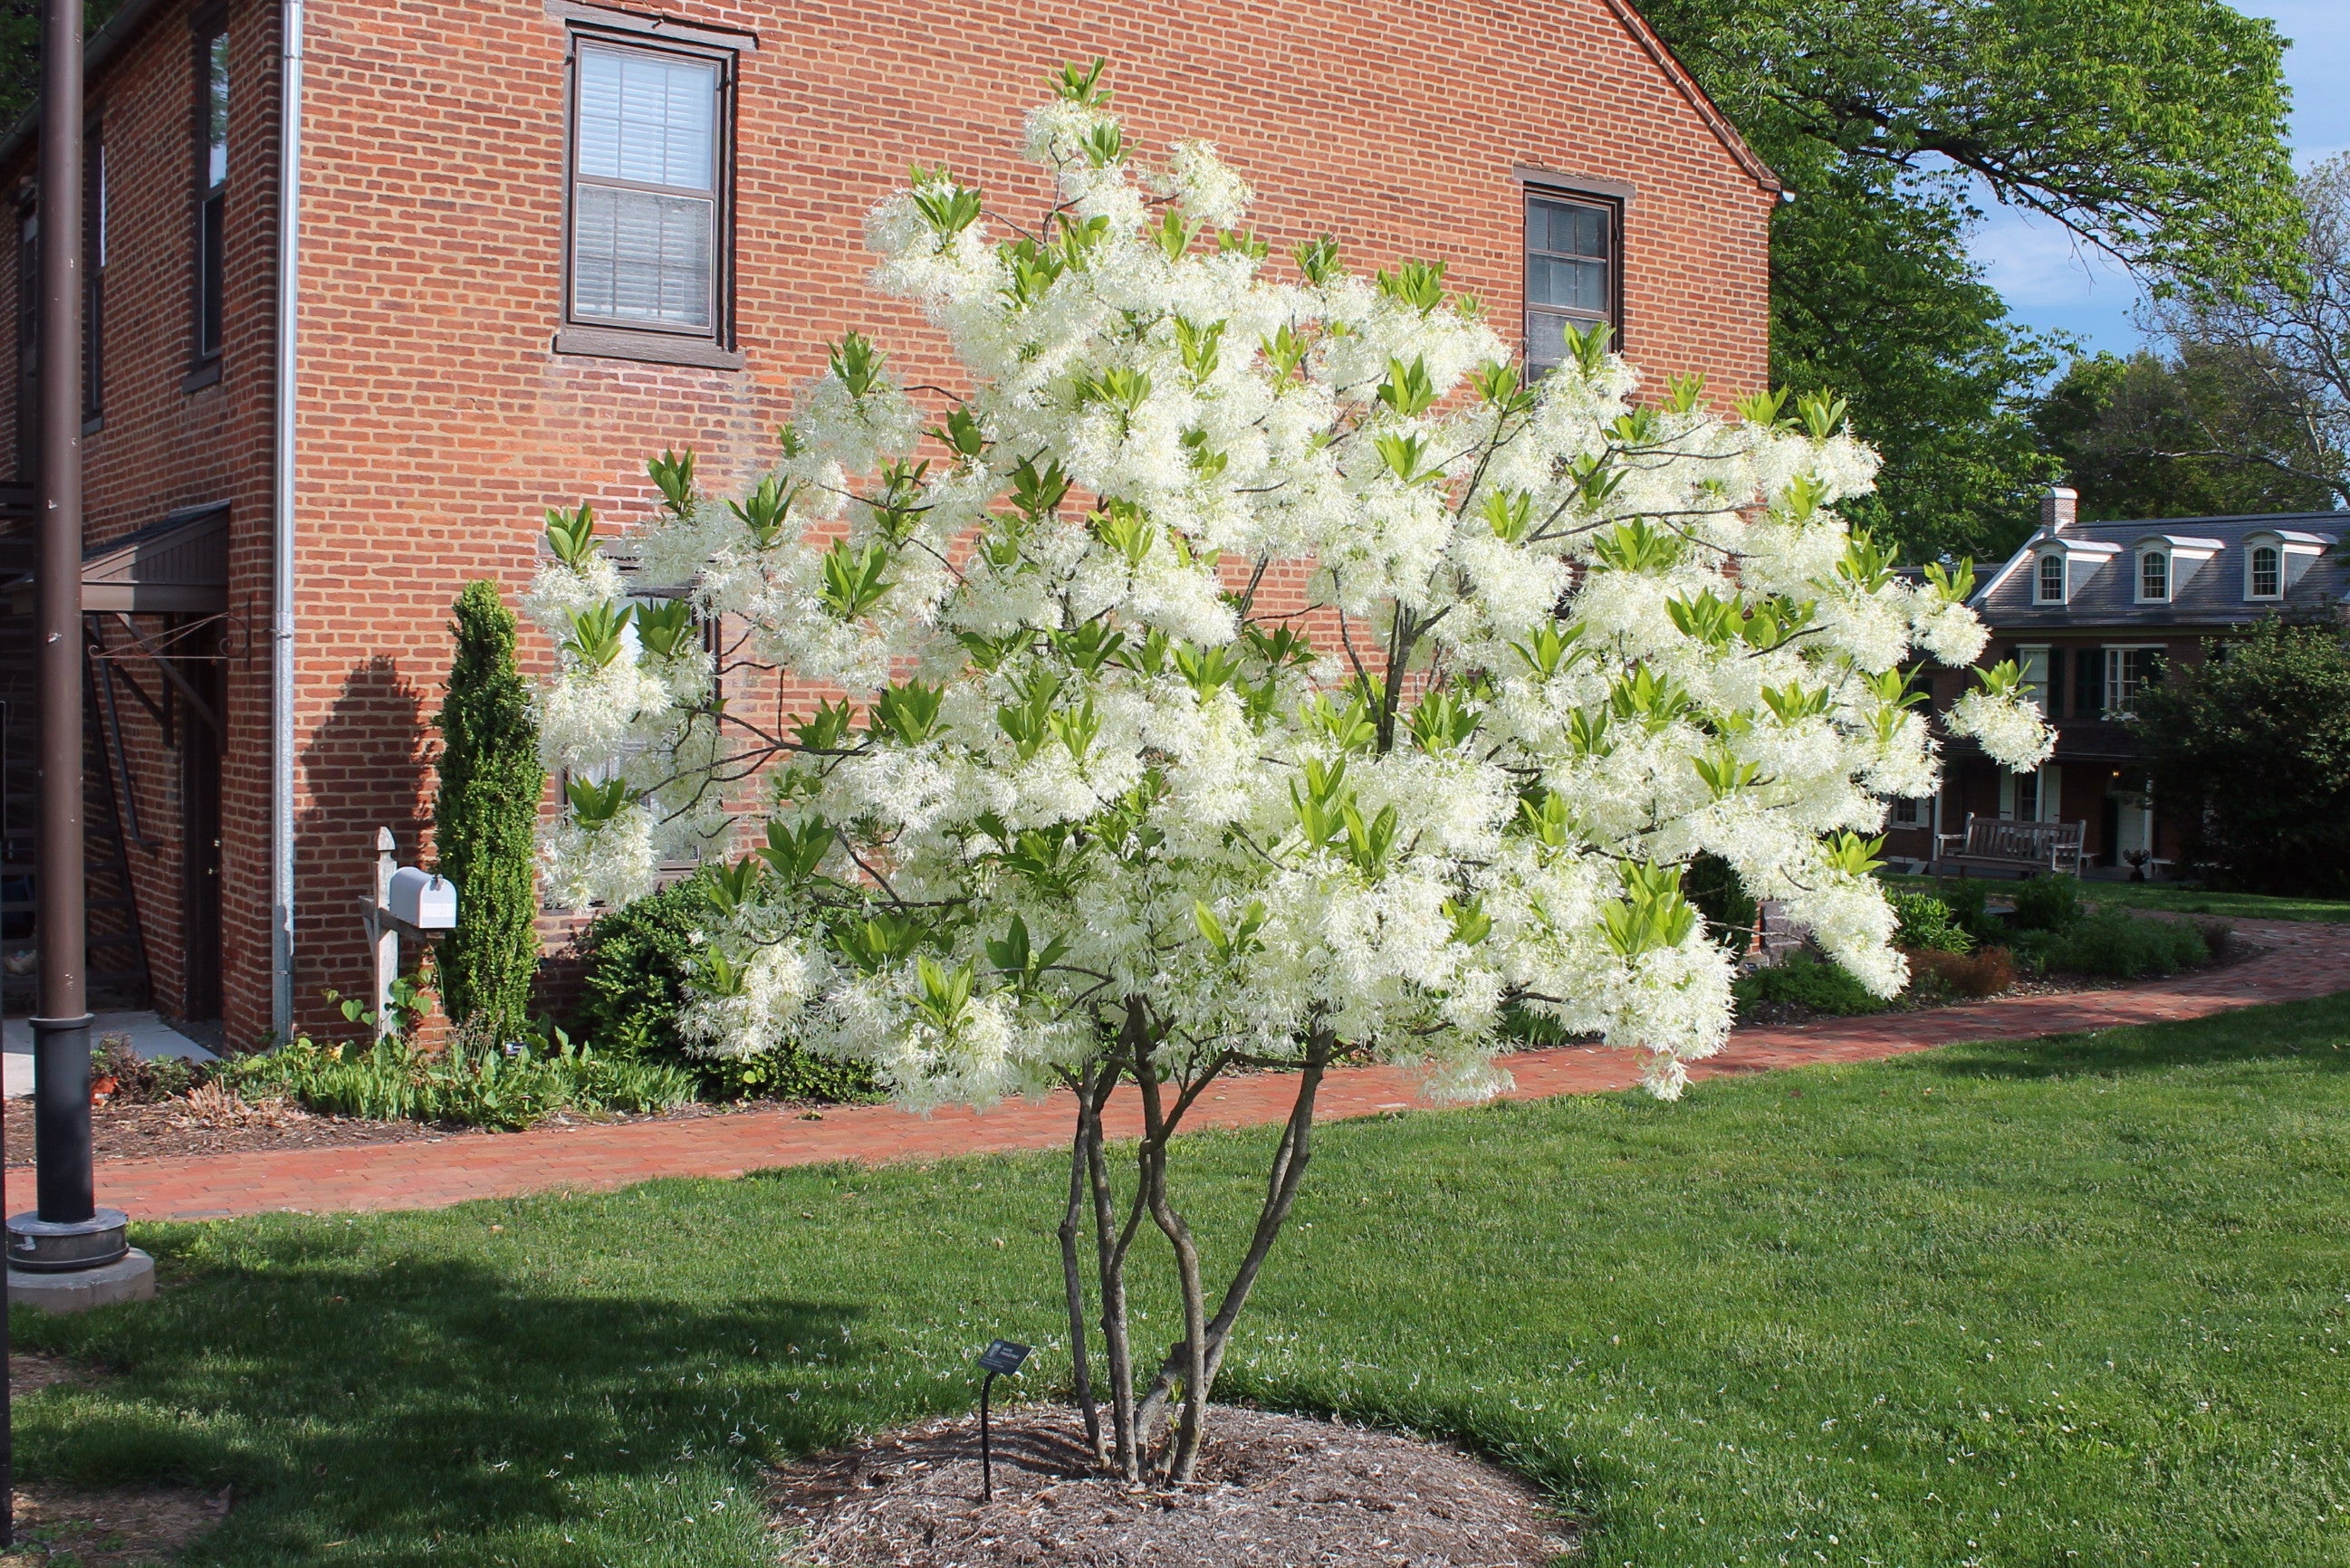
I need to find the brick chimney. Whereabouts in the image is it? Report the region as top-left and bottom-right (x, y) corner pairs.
(2040, 486), (2078, 534)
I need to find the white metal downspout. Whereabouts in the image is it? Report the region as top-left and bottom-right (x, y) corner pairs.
(270, 0), (303, 1039)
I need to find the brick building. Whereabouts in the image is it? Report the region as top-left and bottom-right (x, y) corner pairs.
(1, 0), (1779, 1047)
(1885, 488), (2348, 878)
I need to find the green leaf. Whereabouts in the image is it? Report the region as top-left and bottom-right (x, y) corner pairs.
(544, 504), (601, 568)
(909, 172), (984, 237)
(1374, 259), (1447, 313)
(828, 332), (886, 397)
(1376, 356), (1436, 417)
(562, 602), (633, 669)
(565, 774), (631, 827)
(647, 449), (697, 517)
(819, 540), (895, 620)
(868, 680), (946, 745)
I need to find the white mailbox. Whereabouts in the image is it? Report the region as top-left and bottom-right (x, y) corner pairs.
(387, 866), (457, 931)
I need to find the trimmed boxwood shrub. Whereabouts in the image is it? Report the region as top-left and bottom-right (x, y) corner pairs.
(573, 874), (876, 1103)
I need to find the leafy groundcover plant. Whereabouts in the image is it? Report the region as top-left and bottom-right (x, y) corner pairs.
(527, 66), (2051, 1482)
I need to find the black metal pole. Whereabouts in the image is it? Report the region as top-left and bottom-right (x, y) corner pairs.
(980, 1370), (996, 1501)
(33, 0), (91, 1230)
(19, 0), (91, 1537)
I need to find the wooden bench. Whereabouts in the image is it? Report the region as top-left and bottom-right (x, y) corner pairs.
(1934, 814), (2086, 876)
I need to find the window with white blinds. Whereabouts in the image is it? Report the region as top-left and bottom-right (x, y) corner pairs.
(569, 41), (724, 336)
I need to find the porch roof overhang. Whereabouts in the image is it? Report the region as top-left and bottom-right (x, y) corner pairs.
(0, 501), (229, 614)
(81, 504), (230, 613)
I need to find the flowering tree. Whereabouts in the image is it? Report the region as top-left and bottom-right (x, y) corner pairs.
(527, 65), (2051, 1482)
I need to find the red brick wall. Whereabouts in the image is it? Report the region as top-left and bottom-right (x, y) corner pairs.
(14, 0), (1774, 1045)
(2, 0), (283, 1036)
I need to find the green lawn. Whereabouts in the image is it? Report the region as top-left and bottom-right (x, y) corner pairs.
(1887, 872), (2350, 926)
(2072, 882), (2350, 926)
(19, 996), (2350, 1566)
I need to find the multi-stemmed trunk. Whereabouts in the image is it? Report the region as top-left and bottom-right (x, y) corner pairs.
(1058, 1016), (1335, 1484)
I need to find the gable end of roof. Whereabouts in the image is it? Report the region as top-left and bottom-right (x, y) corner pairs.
(1595, 0), (1782, 194)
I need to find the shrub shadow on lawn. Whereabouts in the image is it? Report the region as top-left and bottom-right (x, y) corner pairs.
(1907, 990), (2350, 1084)
(16, 1232), (876, 1558)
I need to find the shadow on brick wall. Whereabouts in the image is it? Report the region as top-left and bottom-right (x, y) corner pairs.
(296, 655), (433, 1039)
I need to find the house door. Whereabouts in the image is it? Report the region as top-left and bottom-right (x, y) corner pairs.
(179, 659), (222, 1022)
(2108, 791), (2153, 866)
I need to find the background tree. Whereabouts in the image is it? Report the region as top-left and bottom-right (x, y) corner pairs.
(435, 580), (546, 1043)
(2131, 618), (2350, 896)
(2030, 348), (2338, 521)
(0, 1), (125, 123)
(1638, 0), (2301, 560)
(531, 73), (2048, 1482)
(2128, 155), (2350, 510)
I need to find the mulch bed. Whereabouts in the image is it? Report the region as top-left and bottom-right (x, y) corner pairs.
(0, 1095), (794, 1168)
(2, 1353), (231, 1565)
(769, 1404), (1571, 1567)
(1, 1482), (228, 1566)
(1736, 927), (2271, 1030)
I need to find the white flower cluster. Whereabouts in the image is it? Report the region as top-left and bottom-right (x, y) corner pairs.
(528, 85), (2051, 1111)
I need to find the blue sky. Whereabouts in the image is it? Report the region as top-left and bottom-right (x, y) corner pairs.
(1968, 0), (2348, 359)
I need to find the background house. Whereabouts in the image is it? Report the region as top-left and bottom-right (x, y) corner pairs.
(0, 0), (1779, 1047)
(1887, 487), (2347, 877)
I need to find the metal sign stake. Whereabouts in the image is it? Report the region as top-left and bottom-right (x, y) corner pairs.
(974, 1339), (1030, 1501)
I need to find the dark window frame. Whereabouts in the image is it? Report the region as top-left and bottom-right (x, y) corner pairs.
(188, 8), (228, 386)
(552, 21), (743, 370)
(1516, 171), (1627, 371)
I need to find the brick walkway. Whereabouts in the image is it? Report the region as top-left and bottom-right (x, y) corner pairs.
(16, 916), (2347, 1225)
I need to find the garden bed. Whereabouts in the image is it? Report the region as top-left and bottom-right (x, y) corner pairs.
(770, 1404), (1569, 1568)
(0, 1093), (821, 1168)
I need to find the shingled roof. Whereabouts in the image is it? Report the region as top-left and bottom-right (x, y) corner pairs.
(1971, 504), (2349, 631)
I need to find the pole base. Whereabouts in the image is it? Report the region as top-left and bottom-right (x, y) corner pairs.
(7, 1248), (154, 1314)
(7, 1208), (129, 1272)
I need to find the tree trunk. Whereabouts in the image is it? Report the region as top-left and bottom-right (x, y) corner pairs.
(1132, 1036), (1212, 1482)
(1089, 1025), (1143, 1480)
(1133, 1030), (1330, 1439)
(1059, 1065), (1104, 1464)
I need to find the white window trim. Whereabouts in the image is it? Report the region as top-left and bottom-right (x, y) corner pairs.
(2102, 643), (2165, 720)
(1999, 763), (2062, 825)
(2135, 547), (2170, 604)
(2034, 550), (2067, 604)
(2016, 643), (2051, 714)
(2245, 541), (2283, 600)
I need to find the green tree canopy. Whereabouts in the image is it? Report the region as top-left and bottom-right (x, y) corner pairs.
(0, 2), (126, 129)
(1640, 0), (2301, 561)
(2030, 349), (2339, 521)
(2130, 618), (2350, 897)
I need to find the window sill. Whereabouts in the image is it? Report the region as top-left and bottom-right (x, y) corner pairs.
(181, 360), (222, 394)
(81, 415), (103, 436)
(553, 327), (743, 371)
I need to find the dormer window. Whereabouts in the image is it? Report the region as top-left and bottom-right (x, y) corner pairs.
(2138, 549), (2169, 603)
(2248, 543), (2281, 599)
(2036, 552), (2066, 604)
